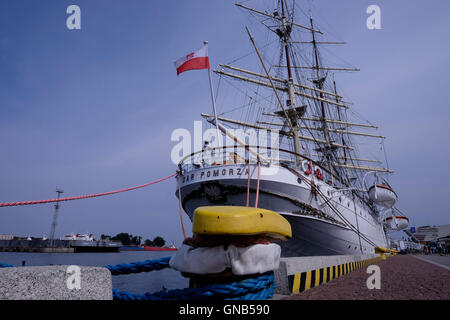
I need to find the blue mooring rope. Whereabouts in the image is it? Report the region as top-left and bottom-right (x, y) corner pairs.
(0, 256), (275, 300)
(112, 273), (275, 301)
(104, 256), (171, 275)
(0, 263), (15, 268)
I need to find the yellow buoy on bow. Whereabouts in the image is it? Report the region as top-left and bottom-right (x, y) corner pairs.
(192, 206), (292, 241)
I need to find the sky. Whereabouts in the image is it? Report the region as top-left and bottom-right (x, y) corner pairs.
(0, 0), (449, 246)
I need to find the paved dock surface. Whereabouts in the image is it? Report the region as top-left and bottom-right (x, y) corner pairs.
(282, 255), (450, 300)
(412, 254), (450, 270)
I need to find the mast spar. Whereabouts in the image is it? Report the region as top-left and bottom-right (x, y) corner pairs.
(310, 17), (333, 157)
(280, 0), (302, 165)
(212, 1), (390, 178)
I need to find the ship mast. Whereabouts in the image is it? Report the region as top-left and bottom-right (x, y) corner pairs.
(280, 0), (302, 165)
(333, 79), (350, 184)
(310, 17), (333, 157)
(210, 1), (393, 179)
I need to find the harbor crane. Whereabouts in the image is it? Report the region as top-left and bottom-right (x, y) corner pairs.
(49, 188), (64, 246)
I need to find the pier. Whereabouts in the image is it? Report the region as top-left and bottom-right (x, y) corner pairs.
(0, 239), (121, 253)
(1, 253), (448, 300)
(279, 254), (450, 300)
(0, 265), (112, 300)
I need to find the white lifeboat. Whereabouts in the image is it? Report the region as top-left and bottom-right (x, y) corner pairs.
(368, 184), (397, 208)
(383, 216), (409, 230)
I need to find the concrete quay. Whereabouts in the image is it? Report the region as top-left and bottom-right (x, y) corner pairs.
(281, 254), (450, 300)
(0, 239), (121, 253)
(275, 253), (383, 295)
(0, 265), (112, 300)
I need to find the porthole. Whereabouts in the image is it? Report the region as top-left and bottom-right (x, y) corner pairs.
(297, 178), (302, 184)
(339, 197), (342, 203)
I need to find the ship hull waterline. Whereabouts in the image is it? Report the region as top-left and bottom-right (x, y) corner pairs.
(177, 163), (389, 257)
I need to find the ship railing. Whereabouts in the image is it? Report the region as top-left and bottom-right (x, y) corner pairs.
(177, 145), (348, 188)
(178, 145), (288, 170)
(178, 145), (377, 213)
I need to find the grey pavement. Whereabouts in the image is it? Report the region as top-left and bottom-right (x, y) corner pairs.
(411, 254), (450, 271)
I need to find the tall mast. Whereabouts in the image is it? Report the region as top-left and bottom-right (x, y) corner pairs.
(281, 0), (293, 82)
(280, 0), (301, 165)
(333, 80), (346, 160)
(310, 17), (332, 152)
(333, 79), (350, 185)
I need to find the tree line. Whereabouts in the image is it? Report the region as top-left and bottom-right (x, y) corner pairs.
(100, 233), (166, 247)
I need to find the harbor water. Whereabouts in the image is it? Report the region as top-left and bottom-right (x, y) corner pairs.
(0, 251), (188, 294)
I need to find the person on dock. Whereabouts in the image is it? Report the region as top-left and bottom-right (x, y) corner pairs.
(438, 242), (445, 256)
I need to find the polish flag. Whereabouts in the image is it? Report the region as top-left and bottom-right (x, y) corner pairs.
(174, 44), (210, 75)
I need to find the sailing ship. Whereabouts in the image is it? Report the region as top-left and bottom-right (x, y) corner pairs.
(175, 1), (407, 257)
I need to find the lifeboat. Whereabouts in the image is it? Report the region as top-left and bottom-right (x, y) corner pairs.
(383, 216), (409, 230)
(368, 184), (397, 208)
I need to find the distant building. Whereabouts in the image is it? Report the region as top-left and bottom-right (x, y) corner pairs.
(413, 224), (450, 244)
(0, 234), (13, 241)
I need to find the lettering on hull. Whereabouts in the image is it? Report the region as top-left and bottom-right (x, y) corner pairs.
(182, 167), (248, 184)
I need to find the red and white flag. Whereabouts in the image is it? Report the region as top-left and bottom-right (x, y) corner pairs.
(174, 44), (210, 75)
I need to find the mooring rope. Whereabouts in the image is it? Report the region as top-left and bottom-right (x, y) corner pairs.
(177, 174), (188, 239)
(255, 161), (261, 208)
(105, 256), (171, 275)
(111, 272), (275, 301)
(246, 160), (251, 207)
(0, 263), (15, 268)
(0, 173), (177, 208)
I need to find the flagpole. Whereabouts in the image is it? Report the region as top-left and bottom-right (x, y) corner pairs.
(204, 41), (222, 146)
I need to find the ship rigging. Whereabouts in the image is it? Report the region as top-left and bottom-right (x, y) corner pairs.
(175, 0), (406, 257)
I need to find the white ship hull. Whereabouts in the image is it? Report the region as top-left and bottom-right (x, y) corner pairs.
(177, 163), (389, 257)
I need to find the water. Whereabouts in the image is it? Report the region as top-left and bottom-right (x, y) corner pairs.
(0, 251), (189, 295)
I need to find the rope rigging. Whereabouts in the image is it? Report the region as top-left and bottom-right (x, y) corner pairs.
(284, 165), (380, 249)
(0, 173), (177, 208)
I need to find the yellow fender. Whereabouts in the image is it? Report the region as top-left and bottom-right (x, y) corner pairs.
(193, 206), (292, 241)
(375, 247), (387, 260)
